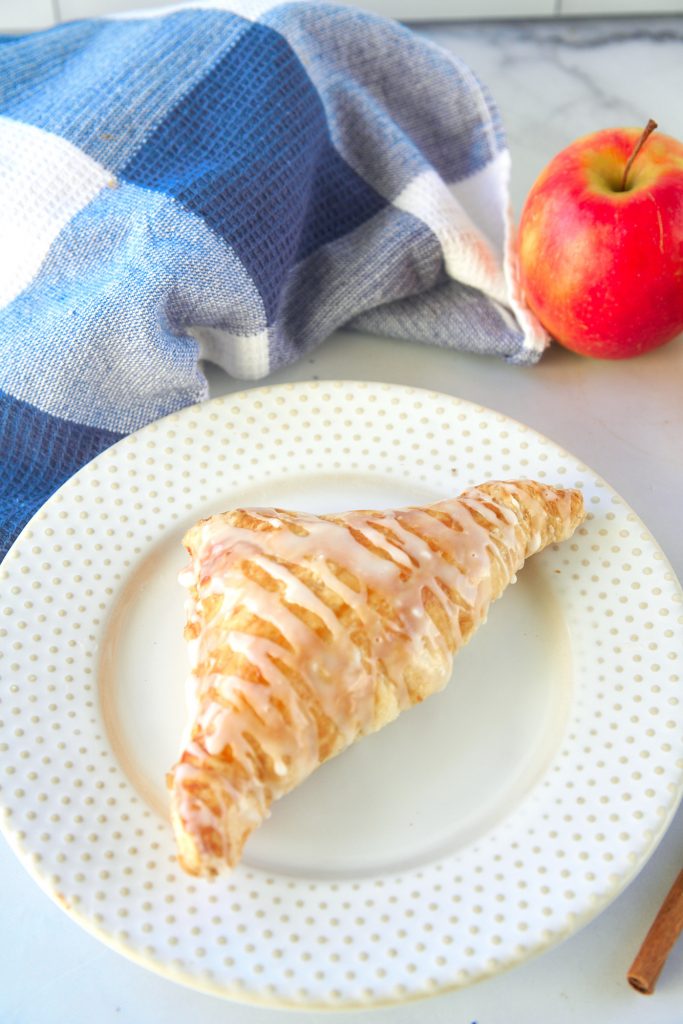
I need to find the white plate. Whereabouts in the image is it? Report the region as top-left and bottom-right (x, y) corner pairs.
(1, 381), (682, 1009)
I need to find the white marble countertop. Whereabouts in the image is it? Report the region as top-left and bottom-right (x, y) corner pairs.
(3, 14), (683, 1024)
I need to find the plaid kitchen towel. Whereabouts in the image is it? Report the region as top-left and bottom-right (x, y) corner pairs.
(0, 0), (547, 558)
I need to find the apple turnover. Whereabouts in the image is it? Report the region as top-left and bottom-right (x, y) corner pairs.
(170, 480), (584, 876)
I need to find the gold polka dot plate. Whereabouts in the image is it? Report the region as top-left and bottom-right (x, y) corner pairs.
(1, 381), (682, 1009)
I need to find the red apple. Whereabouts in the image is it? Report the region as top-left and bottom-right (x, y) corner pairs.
(517, 121), (683, 358)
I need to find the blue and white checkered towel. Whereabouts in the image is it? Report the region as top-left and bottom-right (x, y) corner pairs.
(0, 1), (548, 558)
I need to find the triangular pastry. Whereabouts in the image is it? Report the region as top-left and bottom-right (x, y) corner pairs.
(170, 480), (584, 876)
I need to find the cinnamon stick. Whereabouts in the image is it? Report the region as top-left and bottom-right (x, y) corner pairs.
(627, 869), (683, 994)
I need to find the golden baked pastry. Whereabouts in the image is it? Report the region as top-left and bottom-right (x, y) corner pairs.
(170, 480), (584, 877)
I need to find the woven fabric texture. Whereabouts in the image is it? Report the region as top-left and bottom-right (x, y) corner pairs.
(0, 1), (547, 557)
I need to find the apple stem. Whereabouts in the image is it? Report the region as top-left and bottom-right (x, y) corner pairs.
(620, 118), (658, 191)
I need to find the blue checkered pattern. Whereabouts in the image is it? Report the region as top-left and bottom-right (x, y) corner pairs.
(0, 2), (546, 558)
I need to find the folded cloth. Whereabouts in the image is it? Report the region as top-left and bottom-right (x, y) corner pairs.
(0, 0), (547, 558)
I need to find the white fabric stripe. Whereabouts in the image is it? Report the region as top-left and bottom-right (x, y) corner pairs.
(395, 153), (547, 356)
(489, 150), (549, 357)
(393, 164), (508, 306)
(0, 117), (115, 311)
(451, 152), (547, 356)
(443, 51), (547, 350)
(191, 326), (270, 379)
(448, 149), (509, 262)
